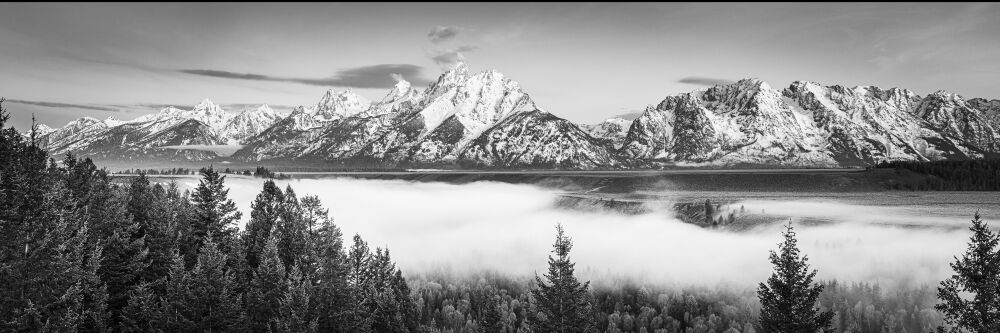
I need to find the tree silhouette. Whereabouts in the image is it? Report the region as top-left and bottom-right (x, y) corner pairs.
(757, 222), (833, 333)
(530, 223), (595, 333)
(935, 212), (1000, 332)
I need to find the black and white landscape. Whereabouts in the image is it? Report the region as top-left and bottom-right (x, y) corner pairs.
(2, 3), (1000, 333)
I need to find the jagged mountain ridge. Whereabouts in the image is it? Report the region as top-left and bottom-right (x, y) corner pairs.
(621, 79), (1000, 167)
(231, 62), (612, 169)
(35, 99), (284, 160)
(32, 66), (1000, 169)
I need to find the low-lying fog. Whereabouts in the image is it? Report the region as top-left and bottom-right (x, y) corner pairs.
(172, 176), (988, 289)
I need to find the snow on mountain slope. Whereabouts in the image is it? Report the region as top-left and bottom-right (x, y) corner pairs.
(130, 99), (232, 134)
(36, 98), (270, 161)
(33, 69), (1000, 168)
(231, 106), (328, 161)
(460, 110), (622, 169)
(781, 82), (948, 164)
(349, 62), (539, 163)
(135, 119), (225, 147)
(234, 62), (568, 167)
(21, 123), (55, 139)
(415, 62), (536, 147)
(219, 104), (283, 144)
(621, 79), (1000, 166)
(367, 79), (422, 116)
(621, 79), (836, 166)
(312, 89), (371, 121)
(968, 98), (1000, 129)
(913, 91), (1000, 154)
(583, 116), (641, 150)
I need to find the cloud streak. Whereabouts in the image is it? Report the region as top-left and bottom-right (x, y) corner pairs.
(6, 99), (122, 112)
(427, 25), (464, 43)
(678, 76), (735, 87)
(179, 64), (433, 89)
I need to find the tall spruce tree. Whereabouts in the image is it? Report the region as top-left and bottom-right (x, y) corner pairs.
(188, 166), (241, 254)
(153, 240), (244, 332)
(302, 197), (353, 332)
(275, 186), (309, 272)
(99, 221), (149, 329)
(247, 236), (288, 332)
(756, 222), (833, 333)
(935, 212), (1000, 332)
(273, 265), (318, 333)
(244, 180), (284, 270)
(529, 223), (594, 333)
(187, 166), (241, 266)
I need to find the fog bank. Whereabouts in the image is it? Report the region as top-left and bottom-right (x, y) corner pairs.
(175, 176), (973, 288)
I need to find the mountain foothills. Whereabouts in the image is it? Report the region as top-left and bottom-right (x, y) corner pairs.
(29, 63), (1000, 169)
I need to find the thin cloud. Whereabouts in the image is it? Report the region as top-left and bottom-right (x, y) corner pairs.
(179, 64), (433, 89)
(430, 45), (479, 68)
(6, 99), (122, 112)
(427, 25), (464, 43)
(678, 77), (735, 87)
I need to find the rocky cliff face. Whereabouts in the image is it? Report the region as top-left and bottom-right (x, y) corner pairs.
(620, 79), (1000, 166)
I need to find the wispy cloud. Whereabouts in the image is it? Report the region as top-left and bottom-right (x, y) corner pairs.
(429, 45), (479, 68)
(6, 99), (123, 112)
(427, 25), (464, 43)
(678, 76), (734, 87)
(179, 64), (433, 89)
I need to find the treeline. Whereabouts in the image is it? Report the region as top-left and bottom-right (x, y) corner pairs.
(872, 159), (1000, 191)
(113, 167), (197, 175)
(113, 166), (288, 179)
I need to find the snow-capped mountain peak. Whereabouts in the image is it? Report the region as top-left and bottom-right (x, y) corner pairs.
(104, 116), (124, 127)
(193, 98), (223, 113)
(21, 124), (55, 138)
(367, 79), (422, 116)
(417, 64), (537, 137)
(312, 89), (372, 121)
(219, 104), (284, 144)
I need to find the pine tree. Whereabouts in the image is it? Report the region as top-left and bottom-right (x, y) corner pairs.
(154, 240), (245, 332)
(275, 186), (309, 272)
(244, 180), (284, 270)
(935, 212), (1000, 332)
(126, 173), (154, 235)
(303, 198), (353, 332)
(273, 265), (318, 333)
(529, 223), (595, 333)
(119, 282), (159, 332)
(188, 165), (241, 264)
(346, 234), (375, 332)
(99, 222), (150, 329)
(246, 236), (288, 332)
(756, 222), (833, 333)
(183, 238), (245, 331)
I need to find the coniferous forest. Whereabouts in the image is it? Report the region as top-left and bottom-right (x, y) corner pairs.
(3, 101), (1000, 333)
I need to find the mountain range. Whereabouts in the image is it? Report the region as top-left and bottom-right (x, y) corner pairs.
(29, 63), (1000, 169)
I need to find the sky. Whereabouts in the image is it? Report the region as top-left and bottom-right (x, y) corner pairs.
(1, 3), (998, 130)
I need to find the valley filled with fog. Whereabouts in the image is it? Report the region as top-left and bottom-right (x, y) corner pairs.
(161, 175), (995, 290)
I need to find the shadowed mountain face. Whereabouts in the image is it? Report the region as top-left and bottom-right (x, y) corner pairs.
(32, 65), (1000, 169)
